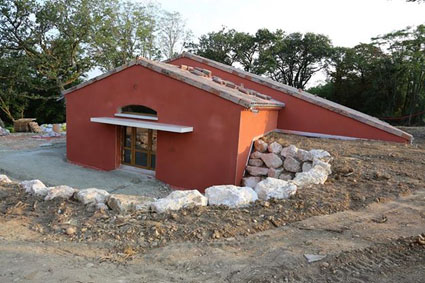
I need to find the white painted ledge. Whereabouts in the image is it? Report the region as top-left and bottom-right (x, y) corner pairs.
(90, 117), (193, 133)
(114, 113), (158, 121)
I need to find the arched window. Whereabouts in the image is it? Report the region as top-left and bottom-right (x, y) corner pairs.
(115, 105), (158, 120)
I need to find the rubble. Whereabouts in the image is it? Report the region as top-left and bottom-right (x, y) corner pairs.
(254, 177), (297, 200)
(244, 140), (332, 188)
(246, 166), (268, 176)
(293, 166), (329, 186)
(267, 142), (282, 154)
(151, 190), (207, 213)
(260, 153), (283, 168)
(248, 158), (264, 167)
(313, 158), (332, 174)
(205, 185), (258, 208)
(302, 162), (313, 172)
(44, 185), (77, 201)
(0, 126), (10, 136)
(283, 156), (302, 172)
(75, 188), (110, 205)
(254, 139), (268, 152)
(20, 180), (49, 197)
(268, 168), (283, 178)
(310, 149), (332, 162)
(279, 172), (293, 181)
(242, 176), (261, 188)
(107, 194), (154, 214)
(0, 174), (12, 183)
(296, 149), (313, 162)
(281, 145), (298, 158)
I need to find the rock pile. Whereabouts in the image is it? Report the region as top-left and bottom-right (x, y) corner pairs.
(39, 123), (66, 137)
(243, 140), (332, 189)
(0, 126), (10, 136)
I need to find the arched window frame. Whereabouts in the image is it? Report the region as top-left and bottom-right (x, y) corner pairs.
(114, 105), (158, 121)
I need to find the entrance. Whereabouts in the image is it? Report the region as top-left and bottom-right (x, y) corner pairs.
(122, 126), (157, 170)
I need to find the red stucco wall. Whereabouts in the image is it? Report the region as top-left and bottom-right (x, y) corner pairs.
(235, 109), (279, 185)
(66, 65), (246, 191)
(170, 57), (407, 143)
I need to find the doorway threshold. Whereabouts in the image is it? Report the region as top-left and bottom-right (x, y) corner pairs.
(118, 165), (155, 176)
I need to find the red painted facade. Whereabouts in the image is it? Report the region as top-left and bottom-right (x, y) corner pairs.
(170, 57), (408, 143)
(66, 54), (410, 192)
(66, 64), (277, 191)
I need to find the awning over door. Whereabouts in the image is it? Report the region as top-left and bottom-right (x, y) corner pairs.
(90, 117), (193, 133)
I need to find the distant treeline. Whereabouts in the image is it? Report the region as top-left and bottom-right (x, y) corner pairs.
(187, 26), (425, 126)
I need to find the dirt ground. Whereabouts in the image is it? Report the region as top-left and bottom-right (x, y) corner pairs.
(0, 128), (424, 282)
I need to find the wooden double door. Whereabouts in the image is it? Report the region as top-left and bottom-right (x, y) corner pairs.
(122, 127), (157, 170)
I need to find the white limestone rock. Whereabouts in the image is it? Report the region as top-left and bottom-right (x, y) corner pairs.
(292, 166), (329, 186)
(313, 158), (332, 174)
(151, 190), (207, 213)
(96, 203), (109, 211)
(309, 149), (332, 162)
(296, 149), (313, 162)
(281, 145), (298, 158)
(44, 185), (77, 201)
(302, 162), (313, 172)
(0, 126), (10, 136)
(246, 166), (268, 176)
(250, 151), (263, 159)
(0, 174), (12, 183)
(108, 194), (154, 213)
(20, 180), (49, 197)
(205, 185), (258, 208)
(254, 139), (268, 153)
(248, 158), (264, 167)
(268, 168), (283, 178)
(284, 156), (302, 172)
(242, 176), (261, 188)
(254, 177), (297, 200)
(75, 188), (110, 205)
(261, 153), (283, 169)
(279, 172), (294, 181)
(268, 142), (283, 154)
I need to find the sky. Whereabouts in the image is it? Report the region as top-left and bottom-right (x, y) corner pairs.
(154, 0), (425, 47)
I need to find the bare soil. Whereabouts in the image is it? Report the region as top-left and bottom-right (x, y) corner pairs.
(0, 127), (424, 282)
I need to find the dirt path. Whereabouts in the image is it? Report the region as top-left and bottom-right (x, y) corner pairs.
(0, 189), (423, 282)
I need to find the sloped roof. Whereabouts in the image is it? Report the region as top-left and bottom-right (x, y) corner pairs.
(170, 52), (412, 142)
(62, 57), (285, 110)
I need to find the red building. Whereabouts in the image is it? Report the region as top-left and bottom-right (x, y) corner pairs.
(64, 53), (412, 191)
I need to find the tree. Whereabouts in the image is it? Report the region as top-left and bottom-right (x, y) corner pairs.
(310, 25), (425, 125)
(0, 0), (103, 92)
(187, 28), (333, 88)
(157, 11), (192, 59)
(256, 31), (333, 89)
(185, 28), (237, 65)
(91, 0), (160, 71)
(0, 0), (163, 123)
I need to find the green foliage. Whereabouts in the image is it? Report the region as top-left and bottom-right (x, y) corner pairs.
(158, 11), (192, 59)
(185, 27), (237, 65)
(256, 31), (333, 89)
(0, 0), (191, 124)
(91, 0), (161, 71)
(187, 28), (333, 88)
(311, 25), (425, 125)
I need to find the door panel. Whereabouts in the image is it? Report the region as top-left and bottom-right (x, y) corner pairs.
(122, 126), (156, 170)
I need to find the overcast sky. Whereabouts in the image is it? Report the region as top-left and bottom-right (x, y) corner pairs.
(154, 0), (425, 47)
